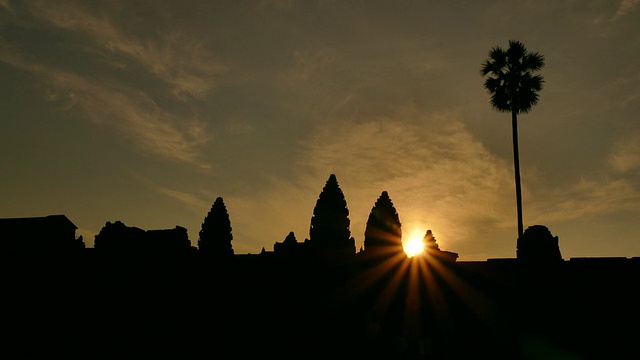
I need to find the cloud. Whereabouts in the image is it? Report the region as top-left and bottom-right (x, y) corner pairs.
(289, 49), (339, 83)
(0, 0), (14, 15)
(222, 110), (517, 258)
(613, 0), (639, 20)
(0, 38), (214, 169)
(528, 178), (640, 224)
(226, 177), (319, 254)
(226, 119), (257, 136)
(67, 79), (213, 169)
(151, 184), (212, 214)
(609, 131), (640, 173)
(23, 1), (226, 100)
(520, 131), (640, 226)
(225, 108), (640, 260)
(298, 112), (517, 248)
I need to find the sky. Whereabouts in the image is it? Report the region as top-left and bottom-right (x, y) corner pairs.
(1, 0), (639, 261)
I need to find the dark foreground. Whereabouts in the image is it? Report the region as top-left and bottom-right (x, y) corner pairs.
(3, 252), (639, 359)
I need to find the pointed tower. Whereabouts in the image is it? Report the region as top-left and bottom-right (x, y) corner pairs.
(309, 174), (355, 257)
(423, 229), (458, 262)
(424, 230), (439, 252)
(363, 191), (403, 258)
(198, 197), (234, 257)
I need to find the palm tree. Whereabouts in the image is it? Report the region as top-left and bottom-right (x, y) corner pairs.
(481, 40), (544, 238)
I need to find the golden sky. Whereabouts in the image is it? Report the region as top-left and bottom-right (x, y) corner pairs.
(1, 1), (639, 260)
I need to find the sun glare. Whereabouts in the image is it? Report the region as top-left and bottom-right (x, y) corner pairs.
(403, 235), (425, 258)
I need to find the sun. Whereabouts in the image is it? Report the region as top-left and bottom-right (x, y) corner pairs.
(403, 234), (425, 258)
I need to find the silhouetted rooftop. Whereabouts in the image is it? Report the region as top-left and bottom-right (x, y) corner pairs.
(0, 214), (77, 229)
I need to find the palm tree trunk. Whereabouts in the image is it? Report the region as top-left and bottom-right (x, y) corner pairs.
(512, 109), (524, 238)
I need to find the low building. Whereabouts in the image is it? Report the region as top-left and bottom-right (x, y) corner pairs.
(94, 220), (193, 255)
(0, 214), (84, 254)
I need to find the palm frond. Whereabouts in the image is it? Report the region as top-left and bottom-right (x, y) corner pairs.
(481, 47), (506, 75)
(523, 52), (545, 71)
(481, 40), (544, 114)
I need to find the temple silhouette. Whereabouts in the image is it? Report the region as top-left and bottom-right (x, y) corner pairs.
(2, 174), (639, 359)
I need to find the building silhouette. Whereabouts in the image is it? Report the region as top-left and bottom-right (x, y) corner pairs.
(308, 174), (356, 258)
(362, 190), (404, 261)
(0, 214), (84, 253)
(517, 224), (563, 263)
(94, 220), (192, 256)
(198, 196), (234, 257)
(2, 175), (639, 359)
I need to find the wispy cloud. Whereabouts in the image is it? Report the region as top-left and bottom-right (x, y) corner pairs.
(298, 112), (516, 250)
(0, 1), (220, 168)
(528, 178), (640, 224)
(0, 37), (214, 169)
(225, 107), (640, 259)
(222, 110), (517, 258)
(613, 0), (639, 20)
(592, 0), (640, 23)
(226, 177), (319, 254)
(151, 184), (212, 214)
(289, 49), (339, 83)
(0, 0), (15, 15)
(23, 1), (226, 100)
(609, 131), (640, 173)
(515, 130), (640, 229)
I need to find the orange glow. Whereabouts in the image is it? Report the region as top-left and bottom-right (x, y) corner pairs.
(403, 229), (426, 257)
(403, 235), (425, 257)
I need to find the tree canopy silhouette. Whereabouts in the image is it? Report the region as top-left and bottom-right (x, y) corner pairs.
(481, 39), (544, 238)
(309, 174), (355, 256)
(198, 197), (234, 257)
(363, 191), (403, 257)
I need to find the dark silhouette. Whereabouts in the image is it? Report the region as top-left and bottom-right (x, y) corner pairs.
(144, 226), (191, 254)
(4, 175), (640, 359)
(363, 191), (404, 259)
(94, 220), (145, 251)
(198, 196), (234, 257)
(0, 214), (84, 253)
(424, 229), (439, 251)
(423, 229), (459, 262)
(268, 175), (355, 260)
(94, 220), (192, 255)
(481, 40), (545, 238)
(273, 231), (305, 255)
(308, 174), (356, 257)
(517, 224), (562, 263)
